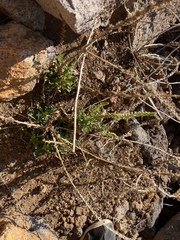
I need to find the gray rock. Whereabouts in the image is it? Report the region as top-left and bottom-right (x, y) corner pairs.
(147, 196), (163, 229)
(136, 195), (164, 233)
(132, 0), (180, 51)
(35, 0), (119, 33)
(126, 119), (168, 165)
(28, 216), (59, 240)
(0, 22), (55, 101)
(0, 0), (45, 31)
(153, 212), (180, 240)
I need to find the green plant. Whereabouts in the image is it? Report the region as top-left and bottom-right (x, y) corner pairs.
(23, 54), (77, 156)
(26, 128), (54, 157)
(24, 102), (73, 156)
(28, 103), (52, 125)
(23, 103), (53, 156)
(43, 54), (76, 92)
(78, 101), (156, 134)
(78, 102), (109, 133)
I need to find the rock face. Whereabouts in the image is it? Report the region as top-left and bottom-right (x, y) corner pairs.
(0, 212), (58, 240)
(0, 0), (45, 31)
(132, 0), (180, 51)
(0, 22), (55, 101)
(153, 212), (180, 240)
(35, 0), (118, 34)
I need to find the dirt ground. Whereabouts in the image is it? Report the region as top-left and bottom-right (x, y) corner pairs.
(0, 6), (180, 240)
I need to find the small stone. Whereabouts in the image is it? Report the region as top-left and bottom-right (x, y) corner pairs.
(75, 227), (83, 238)
(69, 217), (75, 224)
(94, 70), (105, 82)
(75, 215), (87, 227)
(69, 209), (74, 216)
(115, 221), (128, 235)
(61, 217), (66, 223)
(55, 206), (60, 211)
(109, 165), (114, 171)
(75, 207), (86, 216)
(63, 222), (74, 232)
(68, 199), (74, 205)
(40, 185), (48, 193)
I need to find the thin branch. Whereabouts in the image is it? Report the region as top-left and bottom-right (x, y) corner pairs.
(140, 98), (180, 124)
(72, 24), (96, 152)
(124, 139), (180, 160)
(0, 115), (40, 128)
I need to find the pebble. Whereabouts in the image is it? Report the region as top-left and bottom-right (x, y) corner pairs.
(63, 222), (74, 232)
(75, 215), (87, 227)
(115, 221), (128, 235)
(75, 206), (87, 216)
(69, 217), (75, 224)
(75, 227), (83, 238)
(69, 209), (74, 216)
(94, 70), (106, 82)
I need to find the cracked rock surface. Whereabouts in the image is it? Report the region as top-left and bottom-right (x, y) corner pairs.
(0, 22), (55, 101)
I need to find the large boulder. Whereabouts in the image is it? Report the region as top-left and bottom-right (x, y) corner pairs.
(0, 22), (55, 101)
(35, 0), (179, 36)
(35, 0), (119, 34)
(0, 0), (45, 31)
